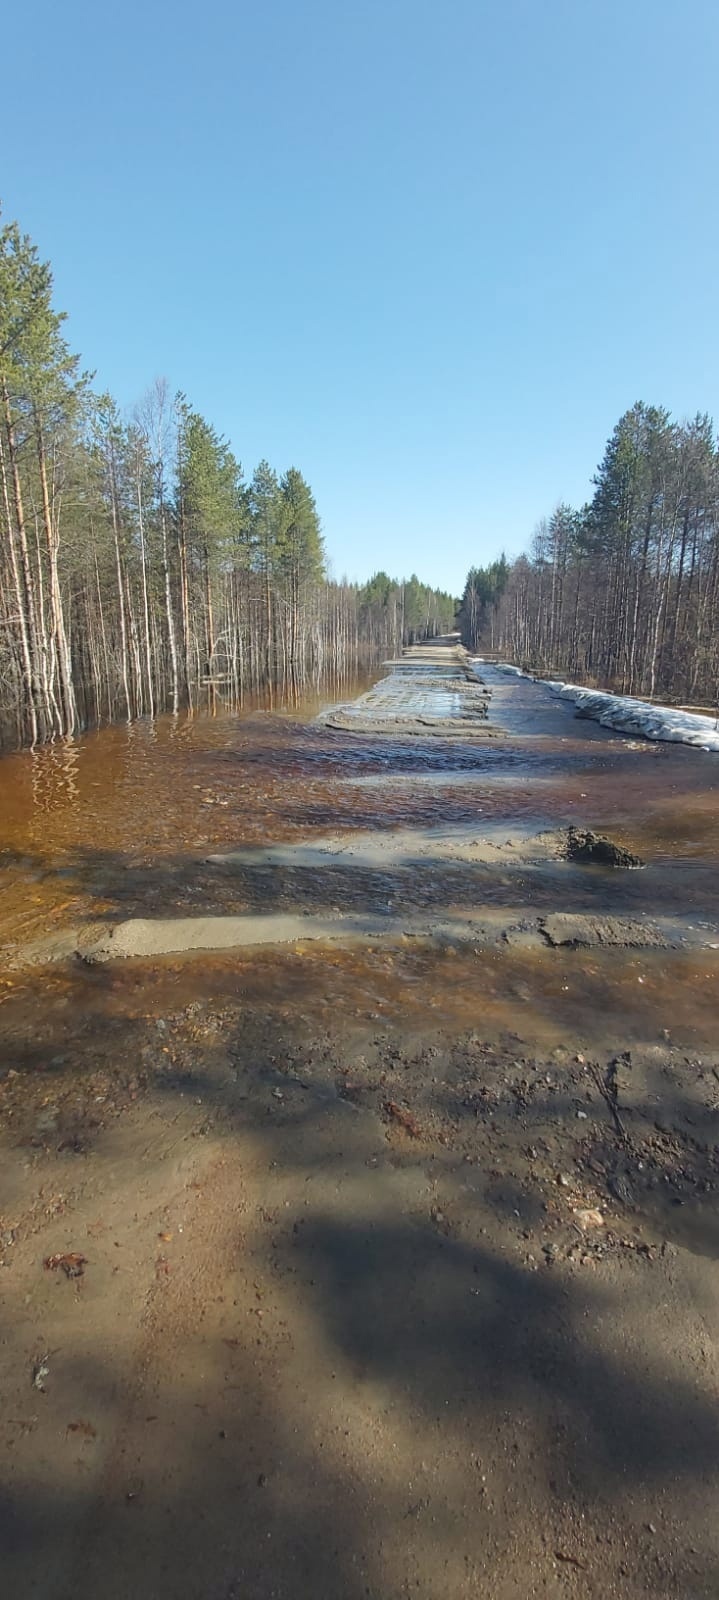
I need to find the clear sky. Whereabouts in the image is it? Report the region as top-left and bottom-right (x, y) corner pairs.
(4, 0), (718, 596)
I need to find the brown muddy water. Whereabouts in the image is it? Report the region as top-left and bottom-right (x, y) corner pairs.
(1, 666), (719, 1051)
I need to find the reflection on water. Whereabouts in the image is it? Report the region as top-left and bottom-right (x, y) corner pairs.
(0, 675), (382, 945)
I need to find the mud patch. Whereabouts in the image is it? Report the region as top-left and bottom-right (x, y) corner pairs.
(207, 822), (568, 873)
(15, 903), (714, 969)
(319, 643), (497, 736)
(541, 914), (666, 948)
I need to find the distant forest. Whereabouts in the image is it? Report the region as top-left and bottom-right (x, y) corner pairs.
(0, 215), (454, 750)
(459, 403), (719, 706)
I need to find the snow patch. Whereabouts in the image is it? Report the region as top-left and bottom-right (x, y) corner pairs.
(478, 661), (719, 753)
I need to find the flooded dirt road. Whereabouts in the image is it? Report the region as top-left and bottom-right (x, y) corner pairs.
(2, 644), (719, 1598)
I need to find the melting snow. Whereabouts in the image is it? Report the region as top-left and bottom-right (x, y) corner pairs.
(479, 662), (719, 753)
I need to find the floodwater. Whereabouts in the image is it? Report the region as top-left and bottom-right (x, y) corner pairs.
(2, 657), (719, 1050)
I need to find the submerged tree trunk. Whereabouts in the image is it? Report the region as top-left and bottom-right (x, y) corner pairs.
(35, 413), (76, 735)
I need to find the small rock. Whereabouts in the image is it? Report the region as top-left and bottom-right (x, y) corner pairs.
(574, 1208), (604, 1229)
(557, 1173), (572, 1188)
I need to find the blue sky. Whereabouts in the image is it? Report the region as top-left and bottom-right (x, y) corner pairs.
(4, 0), (718, 595)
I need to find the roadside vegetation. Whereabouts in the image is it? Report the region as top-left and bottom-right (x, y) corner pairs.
(460, 403), (719, 706)
(0, 214), (454, 750)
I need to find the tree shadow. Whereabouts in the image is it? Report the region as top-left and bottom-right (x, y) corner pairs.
(2, 986), (719, 1596)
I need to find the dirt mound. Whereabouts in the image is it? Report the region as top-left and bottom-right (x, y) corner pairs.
(566, 826), (645, 869)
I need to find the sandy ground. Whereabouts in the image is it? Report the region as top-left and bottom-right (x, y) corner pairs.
(2, 641), (719, 1599)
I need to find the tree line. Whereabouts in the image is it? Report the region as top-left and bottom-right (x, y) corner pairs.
(0, 214), (455, 750)
(459, 402), (719, 705)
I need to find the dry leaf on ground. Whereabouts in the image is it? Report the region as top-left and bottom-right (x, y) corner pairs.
(43, 1252), (87, 1278)
(383, 1100), (421, 1137)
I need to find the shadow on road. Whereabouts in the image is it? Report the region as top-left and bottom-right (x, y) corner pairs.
(1, 987), (719, 1597)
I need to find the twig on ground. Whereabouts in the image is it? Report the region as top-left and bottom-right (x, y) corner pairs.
(590, 1062), (628, 1142)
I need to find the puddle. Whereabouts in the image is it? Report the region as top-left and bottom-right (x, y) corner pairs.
(4, 941), (719, 1060)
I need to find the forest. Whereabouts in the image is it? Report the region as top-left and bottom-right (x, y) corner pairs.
(459, 403), (719, 706)
(0, 216), (454, 750)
